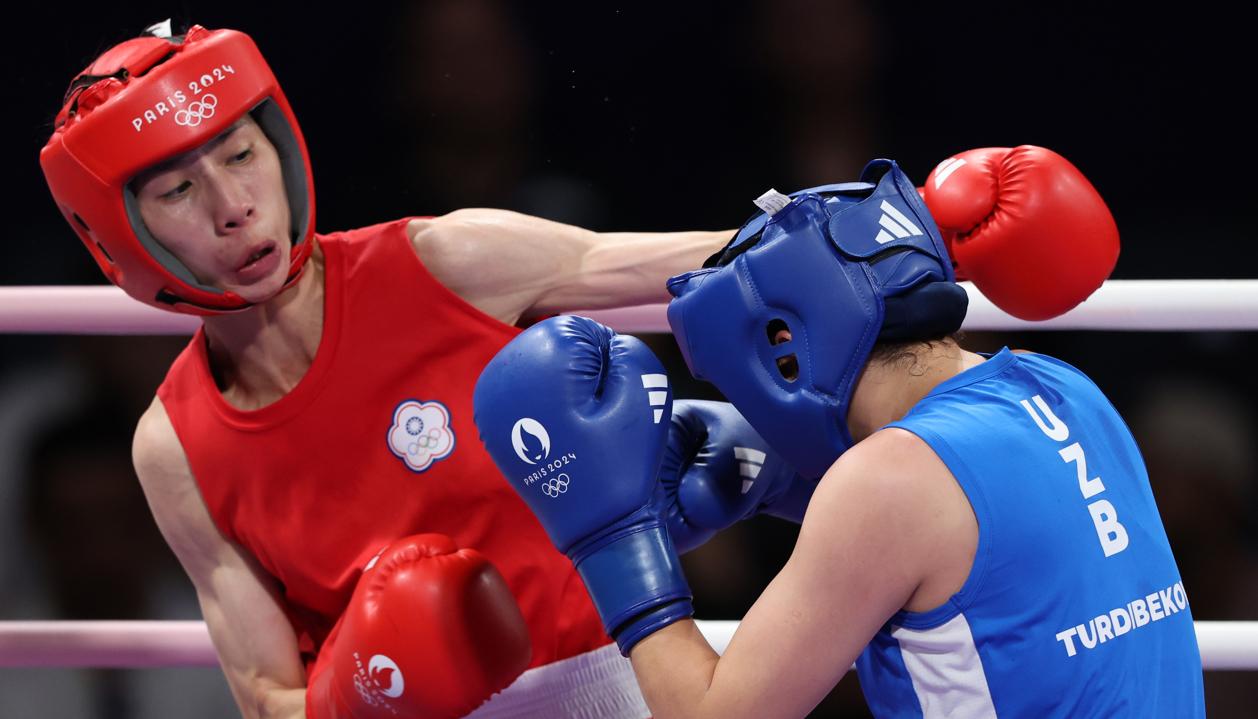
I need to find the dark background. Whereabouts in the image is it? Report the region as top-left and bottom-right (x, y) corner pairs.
(2, 1), (1255, 716)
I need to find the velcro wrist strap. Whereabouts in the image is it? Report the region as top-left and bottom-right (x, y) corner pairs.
(573, 520), (692, 648)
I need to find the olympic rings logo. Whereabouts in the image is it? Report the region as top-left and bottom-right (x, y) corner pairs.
(174, 94), (218, 127)
(410, 429), (444, 453)
(542, 473), (571, 498)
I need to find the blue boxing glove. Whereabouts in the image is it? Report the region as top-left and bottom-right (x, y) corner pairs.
(473, 315), (692, 654)
(661, 400), (818, 554)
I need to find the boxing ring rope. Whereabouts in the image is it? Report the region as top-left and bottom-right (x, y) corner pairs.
(0, 620), (1254, 670)
(2, 280), (1258, 334)
(2, 282), (1256, 673)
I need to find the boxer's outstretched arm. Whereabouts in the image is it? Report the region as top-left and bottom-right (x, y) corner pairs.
(133, 398), (307, 719)
(628, 428), (975, 719)
(407, 209), (728, 325)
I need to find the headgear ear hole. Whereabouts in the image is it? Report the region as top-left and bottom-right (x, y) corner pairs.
(95, 242), (114, 264)
(767, 318), (792, 346)
(72, 212), (91, 232)
(776, 354), (799, 382)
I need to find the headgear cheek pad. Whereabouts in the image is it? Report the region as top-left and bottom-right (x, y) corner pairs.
(666, 159), (968, 479)
(40, 24), (314, 315)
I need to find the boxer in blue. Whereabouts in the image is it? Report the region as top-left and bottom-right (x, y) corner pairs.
(474, 159), (1206, 718)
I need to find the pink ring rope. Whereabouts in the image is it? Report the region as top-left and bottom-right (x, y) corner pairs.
(0, 621), (1253, 670)
(3, 283), (1254, 671)
(2, 281), (1258, 334)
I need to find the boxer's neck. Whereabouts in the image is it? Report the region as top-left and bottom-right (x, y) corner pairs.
(199, 242), (326, 410)
(846, 340), (986, 444)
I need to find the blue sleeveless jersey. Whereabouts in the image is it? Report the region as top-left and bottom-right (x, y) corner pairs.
(857, 348), (1204, 718)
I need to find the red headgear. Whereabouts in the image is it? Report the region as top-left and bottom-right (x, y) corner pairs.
(40, 24), (315, 314)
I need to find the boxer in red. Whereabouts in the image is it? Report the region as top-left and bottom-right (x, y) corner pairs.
(40, 21), (731, 719)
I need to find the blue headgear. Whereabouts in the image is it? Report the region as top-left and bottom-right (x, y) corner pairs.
(666, 159), (968, 479)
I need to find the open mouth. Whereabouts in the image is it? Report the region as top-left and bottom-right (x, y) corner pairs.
(240, 244), (275, 271)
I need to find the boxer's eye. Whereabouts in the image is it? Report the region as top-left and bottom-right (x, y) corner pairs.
(767, 319), (792, 345)
(160, 180), (192, 200)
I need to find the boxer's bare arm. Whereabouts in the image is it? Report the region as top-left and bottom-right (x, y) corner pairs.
(408, 209), (728, 325)
(628, 428), (979, 719)
(133, 397), (308, 719)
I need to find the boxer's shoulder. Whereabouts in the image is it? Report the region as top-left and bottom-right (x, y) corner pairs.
(406, 210), (499, 290)
(829, 427), (949, 488)
(809, 431), (925, 528)
(812, 427), (973, 552)
(132, 395), (189, 484)
(405, 209), (571, 324)
(405, 209), (542, 265)
(132, 396), (227, 565)
(788, 427), (976, 618)
(860, 428), (971, 527)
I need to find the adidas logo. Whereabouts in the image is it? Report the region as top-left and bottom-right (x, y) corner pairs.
(734, 446), (767, 494)
(874, 200), (924, 245)
(641, 374), (670, 424)
(932, 157), (968, 189)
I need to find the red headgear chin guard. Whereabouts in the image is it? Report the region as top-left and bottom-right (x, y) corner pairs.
(40, 24), (315, 315)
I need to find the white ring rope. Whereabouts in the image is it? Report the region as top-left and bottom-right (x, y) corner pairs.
(2, 283), (1252, 672)
(0, 620), (1253, 670)
(1, 281), (1256, 334)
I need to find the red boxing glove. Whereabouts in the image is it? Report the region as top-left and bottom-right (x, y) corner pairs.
(306, 535), (531, 719)
(916, 186), (960, 269)
(923, 146), (1120, 320)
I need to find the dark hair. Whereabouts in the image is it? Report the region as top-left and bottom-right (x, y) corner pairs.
(867, 331), (965, 375)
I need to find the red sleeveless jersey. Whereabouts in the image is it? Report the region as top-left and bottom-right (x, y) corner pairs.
(157, 219), (610, 670)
